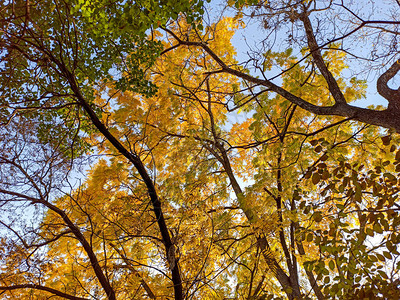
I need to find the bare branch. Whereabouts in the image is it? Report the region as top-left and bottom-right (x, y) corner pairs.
(0, 284), (90, 300)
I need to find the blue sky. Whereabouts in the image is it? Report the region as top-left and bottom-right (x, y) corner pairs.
(211, 0), (400, 110)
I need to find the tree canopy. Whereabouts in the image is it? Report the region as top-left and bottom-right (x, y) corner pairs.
(1, 0), (400, 299)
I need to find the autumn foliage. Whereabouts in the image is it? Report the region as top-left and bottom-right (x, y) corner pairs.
(1, 0), (400, 299)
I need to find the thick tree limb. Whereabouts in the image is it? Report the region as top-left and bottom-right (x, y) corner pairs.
(163, 29), (400, 132)
(296, 239), (324, 300)
(301, 11), (347, 105)
(58, 65), (183, 300)
(0, 189), (117, 300)
(205, 141), (302, 299)
(377, 60), (400, 110)
(0, 284), (90, 300)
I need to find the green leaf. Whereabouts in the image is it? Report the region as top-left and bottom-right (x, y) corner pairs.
(396, 150), (400, 161)
(366, 227), (374, 237)
(312, 172), (321, 185)
(384, 173), (397, 183)
(307, 233), (314, 242)
(376, 253), (385, 262)
(378, 270), (388, 279)
(329, 260), (335, 271)
(383, 251), (392, 259)
(313, 212), (323, 222)
(381, 135), (391, 145)
(321, 170), (330, 180)
(373, 223), (383, 234)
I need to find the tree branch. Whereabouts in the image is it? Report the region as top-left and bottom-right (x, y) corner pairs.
(0, 188), (116, 300)
(60, 66), (183, 300)
(163, 28), (400, 132)
(377, 59), (400, 110)
(0, 284), (90, 300)
(301, 10), (347, 105)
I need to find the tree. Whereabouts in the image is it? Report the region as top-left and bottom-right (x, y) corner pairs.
(1, 0), (400, 299)
(170, 0), (400, 131)
(1, 0), (204, 299)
